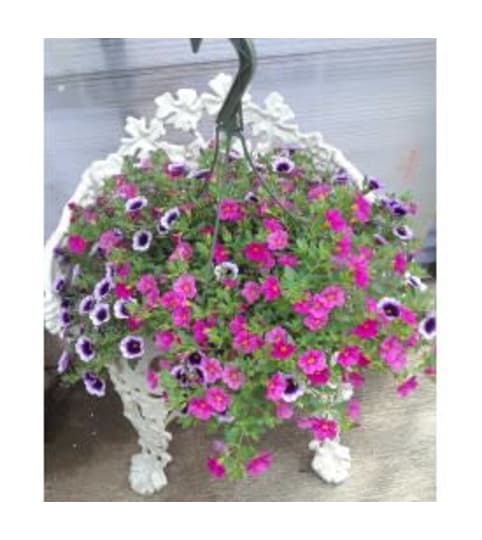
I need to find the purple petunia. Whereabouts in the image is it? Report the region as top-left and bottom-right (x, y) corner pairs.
(171, 364), (190, 388)
(57, 351), (71, 374)
(377, 297), (402, 319)
(125, 196), (147, 213)
(89, 303), (110, 327)
(119, 335), (144, 359)
(59, 308), (72, 328)
(159, 207), (181, 231)
(83, 372), (106, 397)
(419, 314), (436, 340)
(366, 176), (383, 191)
(214, 261), (239, 281)
(281, 375), (304, 403)
(78, 295), (95, 315)
(75, 336), (95, 362)
(132, 230), (153, 252)
(113, 299), (131, 319)
(373, 233), (388, 246)
(53, 274), (66, 293)
(93, 277), (112, 300)
(244, 191), (259, 204)
(392, 224), (414, 241)
(272, 156), (295, 175)
(405, 273), (428, 292)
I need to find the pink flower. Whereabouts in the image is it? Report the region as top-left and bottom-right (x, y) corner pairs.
(292, 293), (313, 315)
(277, 253), (299, 267)
(298, 349), (327, 375)
(365, 296), (378, 313)
(115, 178), (138, 199)
(320, 285), (346, 309)
(213, 243), (229, 264)
(308, 183), (330, 201)
(267, 229), (289, 251)
(400, 306), (418, 327)
(83, 209), (97, 224)
(303, 313), (328, 331)
(266, 373), (287, 401)
(393, 252), (407, 275)
(380, 336), (407, 373)
(352, 319), (379, 339)
(206, 456), (225, 478)
(308, 294), (330, 319)
(347, 398), (361, 422)
(172, 306), (192, 328)
(67, 234), (87, 255)
(397, 376), (418, 398)
(232, 330), (263, 354)
(137, 274), (157, 295)
(173, 274), (197, 299)
(241, 281), (260, 304)
(424, 365), (436, 376)
(160, 290), (186, 310)
(127, 317), (142, 331)
(205, 387), (231, 413)
(99, 230), (121, 254)
(245, 451), (273, 477)
(193, 319), (214, 346)
(229, 315), (247, 335)
(271, 341), (296, 360)
(114, 283), (132, 300)
(265, 326), (288, 344)
(117, 263), (131, 279)
(146, 369), (159, 391)
(275, 402), (293, 420)
(335, 234), (352, 259)
(325, 209), (347, 233)
(353, 193), (372, 223)
(202, 357), (223, 384)
(307, 368), (330, 386)
(353, 266), (369, 289)
(263, 218), (284, 232)
(169, 241), (193, 262)
(222, 366), (245, 391)
(310, 417), (338, 441)
(336, 345), (364, 368)
(154, 330), (175, 352)
(244, 242), (271, 264)
(219, 199), (244, 222)
(347, 371), (365, 389)
(188, 397), (214, 421)
(260, 275), (281, 302)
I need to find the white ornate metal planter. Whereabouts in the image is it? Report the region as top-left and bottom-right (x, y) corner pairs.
(45, 73), (363, 494)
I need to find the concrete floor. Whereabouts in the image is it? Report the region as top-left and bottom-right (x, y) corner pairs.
(44, 369), (435, 502)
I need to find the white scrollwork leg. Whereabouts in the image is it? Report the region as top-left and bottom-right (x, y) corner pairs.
(309, 438), (351, 485)
(107, 360), (173, 495)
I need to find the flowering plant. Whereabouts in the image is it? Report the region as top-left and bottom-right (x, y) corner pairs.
(51, 145), (435, 480)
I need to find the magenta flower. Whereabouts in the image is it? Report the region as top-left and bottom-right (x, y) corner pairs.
(271, 341), (296, 360)
(347, 371), (365, 389)
(311, 417), (338, 441)
(275, 401), (294, 420)
(206, 386), (231, 413)
(400, 306), (418, 327)
(160, 290), (186, 311)
(380, 336), (407, 373)
(263, 217), (284, 232)
(308, 294), (330, 319)
(325, 209), (347, 233)
(298, 349), (327, 375)
(229, 315), (247, 335)
(136, 273), (157, 295)
(277, 253), (299, 267)
(244, 241), (270, 264)
(219, 199), (244, 222)
(241, 281), (260, 304)
(303, 312), (328, 332)
(115, 180), (138, 199)
(266, 373), (287, 401)
(336, 345), (364, 368)
(173, 274), (197, 299)
(260, 275), (281, 302)
(307, 367), (330, 386)
(206, 456), (225, 478)
(192, 319), (211, 346)
(308, 183), (330, 201)
(265, 326), (288, 344)
(320, 285), (346, 309)
(172, 306), (192, 328)
(67, 234), (87, 255)
(352, 319), (379, 340)
(267, 229), (289, 251)
(222, 365), (245, 390)
(393, 252), (407, 275)
(245, 451), (273, 477)
(202, 357), (223, 384)
(353, 193), (372, 223)
(232, 330), (263, 354)
(188, 397), (214, 421)
(99, 229), (121, 254)
(213, 243), (229, 264)
(146, 369), (159, 391)
(169, 240), (193, 262)
(347, 399), (361, 422)
(397, 376), (418, 398)
(154, 330), (175, 352)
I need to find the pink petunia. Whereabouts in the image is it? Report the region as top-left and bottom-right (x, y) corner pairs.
(353, 193), (372, 223)
(303, 312), (328, 331)
(137, 274), (158, 295)
(219, 199), (244, 222)
(245, 451), (273, 477)
(365, 296), (378, 313)
(202, 357), (224, 384)
(292, 293), (313, 315)
(308, 183), (331, 202)
(241, 281), (261, 304)
(352, 319), (379, 339)
(115, 178), (138, 199)
(117, 263), (131, 279)
(263, 217), (284, 232)
(213, 242), (229, 264)
(298, 349), (327, 375)
(172, 306), (192, 328)
(206, 456), (225, 478)
(173, 274), (197, 299)
(266, 373), (287, 401)
(347, 398), (361, 422)
(114, 283), (132, 300)
(205, 387), (231, 413)
(127, 317), (143, 331)
(393, 252), (407, 275)
(265, 326), (288, 344)
(308, 294), (330, 319)
(325, 209), (347, 233)
(222, 365), (245, 391)
(277, 253), (299, 268)
(188, 397), (214, 421)
(347, 371), (365, 389)
(275, 401), (293, 420)
(267, 229), (289, 251)
(154, 330), (175, 352)
(400, 306), (418, 327)
(229, 314), (247, 335)
(244, 242), (271, 264)
(307, 367), (330, 386)
(193, 319), (215, 347)
(271, 341), (296, 360)
(232, 330), (263, 354)
(99, 230), (121, 254)
(335, 234), (352, 259)
(380, 336), (407, 373)
(260, 275), (282, 302)
(336, 345), (364, 368)
(67, 234), (87, 255)
(320, 285), (346, 309)
(168, 240), (193, 262)
(397, 376), (418, 398)
(310, 417), (338, 441)
(146, 369), (159, 391)
(160, 290), (186, 311)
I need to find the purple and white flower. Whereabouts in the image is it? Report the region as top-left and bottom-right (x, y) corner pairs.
(93, 277), (112, 300)
(244, 191), (259, 204)
(125, 196), (148, 213)
(377, 297), (402, 319)
(89, 303), (110, 327)
(281, 375), (304, 403)
(159, 207), (181, 231)
(333, 170), (349, 185)
(75, 336), (95, 362)
(373, 233), (388, 246)
(119, 335), (144, 359)
(186, 351), (204, 366)
(366, 176), (383, 191)
(167, 161), (188, 177)
(392, 225), (414, 241)
(217, 410), (235, 424)
(419, 314), (436, 340)
(53, 274), (66, 293)
(171, 364), (190, 388)
(57, 351), (71, 374)
(113, 299), (132, 319)
(189, 168), (211, 180)
(214, 261), (239, 281)
(78, 295), (95, 315)
(132, 230), (153, 252)
(272, 156), (295, 175)
(405, 273), (428, 292)
(59, 308), (72, 328)
(83, 372), (106, 397)
(388, 199), (409, 217)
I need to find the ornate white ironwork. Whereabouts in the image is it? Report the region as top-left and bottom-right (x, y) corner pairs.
(45, 73), (361, 492)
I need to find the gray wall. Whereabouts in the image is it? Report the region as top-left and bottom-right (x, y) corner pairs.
(44, 38), (435, 240)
